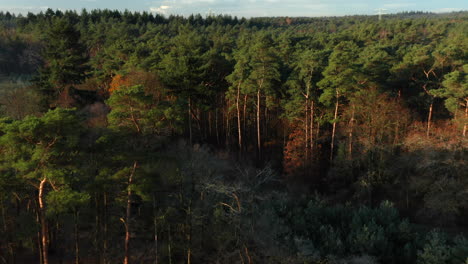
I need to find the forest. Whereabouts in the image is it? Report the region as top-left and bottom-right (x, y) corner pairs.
(0, 8), (467, 264)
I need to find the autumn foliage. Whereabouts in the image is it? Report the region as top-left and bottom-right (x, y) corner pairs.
(109, 74), (129, 93)
(108, 71), (164, 98)
(283, 127), (307, 176)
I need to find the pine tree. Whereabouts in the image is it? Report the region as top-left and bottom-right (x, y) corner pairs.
(35, 17), (88, 106)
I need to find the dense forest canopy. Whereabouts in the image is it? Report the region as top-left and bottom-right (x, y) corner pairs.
(0, 9), (467, 264)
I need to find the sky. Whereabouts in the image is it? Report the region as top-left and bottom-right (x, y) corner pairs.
(0, 0), (466, 17)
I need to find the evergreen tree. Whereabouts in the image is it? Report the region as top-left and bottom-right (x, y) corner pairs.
(35, 17), (88, 106)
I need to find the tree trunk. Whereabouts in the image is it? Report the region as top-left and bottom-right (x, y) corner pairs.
(243, 95), (248, 138)
(316, 119), (320, 144)
(188, 98), (193, 145)
(330, 93), (339, 161)
(74, 210), (80, 264)
(264, 106), (268, 144)
(208, 111), (212, 138)
(257, 89), (261, 157)
(94, 194), (100, 263)
(103, 192), (108, 264)
(427, 101), (433, 137)
(310, 100), (314, 151)
(1, 199), (11, 264)
(38, 178), (49, 264)
(196, 108), (202, 139)
(305, 99), (309, 164)
(215, 108), (220, 145)
(226, 104), (230, 147)
(124, 161), (138, 264)
(168, 225), (172, 264)
(152, 194), (158, 264)
(463, 100), (467, 137)
(236, 82), (243, 151)
(186, 169), (195, 264)
(348, 106), (355, 160)
(36, 200), (43, 264)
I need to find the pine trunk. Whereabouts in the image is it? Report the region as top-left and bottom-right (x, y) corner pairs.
(427, 102), (433, 137)
(103, 192), (108, 264)
(1, 200), (11, 263)
(330, 94), (339, 161)
(310, 101), (314, 150)
(257, 89), (261, 157)
(215, 108), (219, 144)
(38, 178), (49, 264)
(208, 111), (212, 138)
(243, 95), (248, 138)
(74, 210), (80, 264)
(348, 106), (355, 160)
(153, 194), (158, 264)
(36, 201), (43, 264)
(124, 161), (138, 264)
(305, 99), (309, 163)
(463, 100), (467, 137)
(236, 83), (242, 151)
(188, 98), (193, 145)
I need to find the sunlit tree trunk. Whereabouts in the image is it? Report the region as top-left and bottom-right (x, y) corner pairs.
(236, 82), (243, 151)
(463, 100), (467, 137)
(305, 99), (309, 163)
(427, 101), (433, 137)
(38, 178), (49, 264)
(330, 91), (339, 161)
(36, 201), (43, 264)
(124, 161), (138, 264)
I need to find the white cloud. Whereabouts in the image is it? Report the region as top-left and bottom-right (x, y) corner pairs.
(150, 5), (172, 14)
(0, 5), (49, 13)
(180, 0), (216, 3)
(433, 7), (465, 13)
(383, 3), (416, 9)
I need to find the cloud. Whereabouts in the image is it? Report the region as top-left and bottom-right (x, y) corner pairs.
(0, 5), (49, 14)
(150, 5), (172, 14)
(382, 3), (416, 10)
(433, 7), (465, 13)
(179, 0), (216, 3)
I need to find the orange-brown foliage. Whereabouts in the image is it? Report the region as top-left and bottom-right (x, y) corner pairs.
(108, 71), (164, 98)
(109, 74), (129, 93)
(283, 128), (307, 176)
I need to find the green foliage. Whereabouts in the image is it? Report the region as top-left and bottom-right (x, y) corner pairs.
(279, 200), (418, 263)
(0, 9), (467, 264)
(431, 65), (467, 113)
(318, 40), (362, 106)
(46, 188), (90, 216)
(107, 84), (184, 137)
(35, 17), (88, 101)
(417, 231), (468, 264)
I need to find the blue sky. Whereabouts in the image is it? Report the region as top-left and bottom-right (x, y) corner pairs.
(0, 0), (466, 17)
